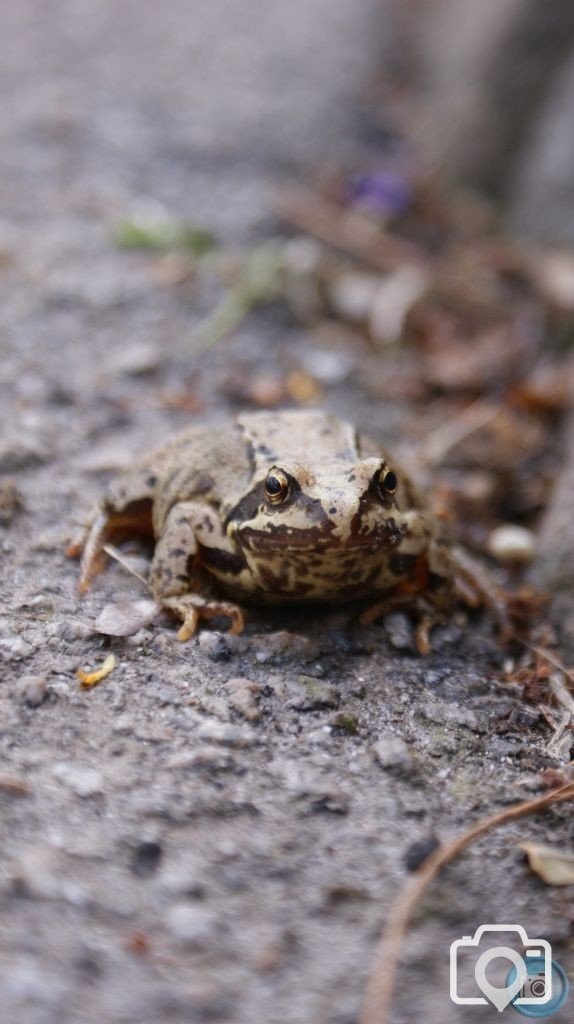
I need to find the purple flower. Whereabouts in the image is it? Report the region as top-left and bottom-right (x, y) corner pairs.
(347, 170), (413, 216)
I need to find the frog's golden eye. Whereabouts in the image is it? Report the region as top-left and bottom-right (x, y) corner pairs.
(264, 469), (290, 505)
(378, 469), (398, 498)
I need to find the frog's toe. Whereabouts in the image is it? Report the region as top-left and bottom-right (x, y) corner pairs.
(163, 595), (245, 640)
(359, 600), (387, 627)
(176, 607), (200, 642)
(78, 511), (112, 594)
(414, 613), (435, 656)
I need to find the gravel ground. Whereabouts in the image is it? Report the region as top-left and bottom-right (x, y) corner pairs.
(1, 4), (572, 1024)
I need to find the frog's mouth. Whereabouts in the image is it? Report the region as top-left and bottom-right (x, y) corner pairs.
(238, 521), (405, 554)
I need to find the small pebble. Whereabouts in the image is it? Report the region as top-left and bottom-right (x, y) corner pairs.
(403, 835), (441, 872)
(383, 612), (414, 651)
(0, 635), (34, 661)
(507, 705), (541, 728)
(253, 630), (318, 664)
(165, 903), (218, 947)
(155, 868), (205, 898)
(15, 674), (48, 707)
(304, 726), (333, 747)
(48, 619), (93, 642)
(372, 735), (416, 774)
(487, 524), (536, 565)
(224, 677), (261, 721)
(329, 271), (380, 322)
(420, 700), (485, 733)
(108, 341), (162, 377)
(329, 711), (359, 735)
(0, 480), (23, 524)
(5, 964), (63, 1005)
(198, 631), (232, 662)
(285, 676), (340, 711)
(130, 840), (163, 878)
(299, 787), (350, 816)
(167, 746), (236, 771)
(53, 764), (104, 797)
(196, 719), (256, 748)
(0, 439), (49, 472)
(301, 348), (353, 385)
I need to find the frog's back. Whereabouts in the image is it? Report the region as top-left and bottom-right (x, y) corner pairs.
(237, 410), (362, 477)
(152, 420), (252, 530)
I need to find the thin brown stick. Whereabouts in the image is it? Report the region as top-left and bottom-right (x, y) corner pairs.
(102, 542), (150, 589)
(549, 672), (574, 715)
(359, 781), (574, 1024)
(277, 184), (430, 273)
(520, 639), (574, 686)
(417, 399), (501, 468)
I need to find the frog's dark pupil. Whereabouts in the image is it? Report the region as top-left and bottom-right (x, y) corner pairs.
(382, 470), (397, 493)
(266, 475), (282, 495)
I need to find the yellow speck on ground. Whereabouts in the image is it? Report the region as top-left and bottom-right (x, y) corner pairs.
(77, 653), (116, 688)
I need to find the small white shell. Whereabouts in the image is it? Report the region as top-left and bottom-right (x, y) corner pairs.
(486, 524), (536, 565)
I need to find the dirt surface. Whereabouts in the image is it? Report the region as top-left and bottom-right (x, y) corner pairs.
(1, 4), (572, 1024)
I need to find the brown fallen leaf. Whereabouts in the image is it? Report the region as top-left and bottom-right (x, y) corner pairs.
(77, 654), (116, 688)
(95, 600), (161, 637)
(520, 842), (574, 886)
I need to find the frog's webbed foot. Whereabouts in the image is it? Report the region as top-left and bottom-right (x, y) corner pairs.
(162, 594), (245, 641)
(360, 600), (442, 655)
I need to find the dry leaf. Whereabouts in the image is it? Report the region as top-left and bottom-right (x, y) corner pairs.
(520, 842), (574, 886)
(95, 600), (161, 637)
(77, 654), (116, 688)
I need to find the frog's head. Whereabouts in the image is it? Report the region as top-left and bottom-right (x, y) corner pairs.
(224, 456), (421, 598)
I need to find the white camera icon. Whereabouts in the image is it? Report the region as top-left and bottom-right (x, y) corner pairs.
(450, 924), (552, 1009)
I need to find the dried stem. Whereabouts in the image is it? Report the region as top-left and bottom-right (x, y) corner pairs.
(359, 782), (574, 1024)
(520, 640), (574, 686)
(102, 543), (150, 589)
(549, 672), (574, 715)
(277, 184), (429, 273)
(417, 398), (501, 468)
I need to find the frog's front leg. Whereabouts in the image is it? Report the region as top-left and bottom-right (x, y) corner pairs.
(150, 501), (245, 641)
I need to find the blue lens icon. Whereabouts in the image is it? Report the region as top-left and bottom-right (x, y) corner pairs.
(506, 956), (569, 1018)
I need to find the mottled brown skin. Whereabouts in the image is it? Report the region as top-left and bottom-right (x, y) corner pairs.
(75, 410), (499, 651)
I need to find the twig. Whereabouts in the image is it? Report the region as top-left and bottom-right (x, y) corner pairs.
(359, 781), (574, 1024)
(520, 640), (574, 687)
(548, 712), (573, 759)
(417, 398), (502, 468)
(189, 240), (284, 350)
(277, 184), (429, 273)
(547, 673), (574, 758)
(549, 672), (574, 715)
(102, 543), (150, 589)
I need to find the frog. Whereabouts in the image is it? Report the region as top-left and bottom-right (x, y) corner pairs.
(73, 409), (504, 653)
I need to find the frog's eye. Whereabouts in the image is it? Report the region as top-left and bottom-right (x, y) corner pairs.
(264, 469), (290, 505)
(378, 468), (398, 498)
